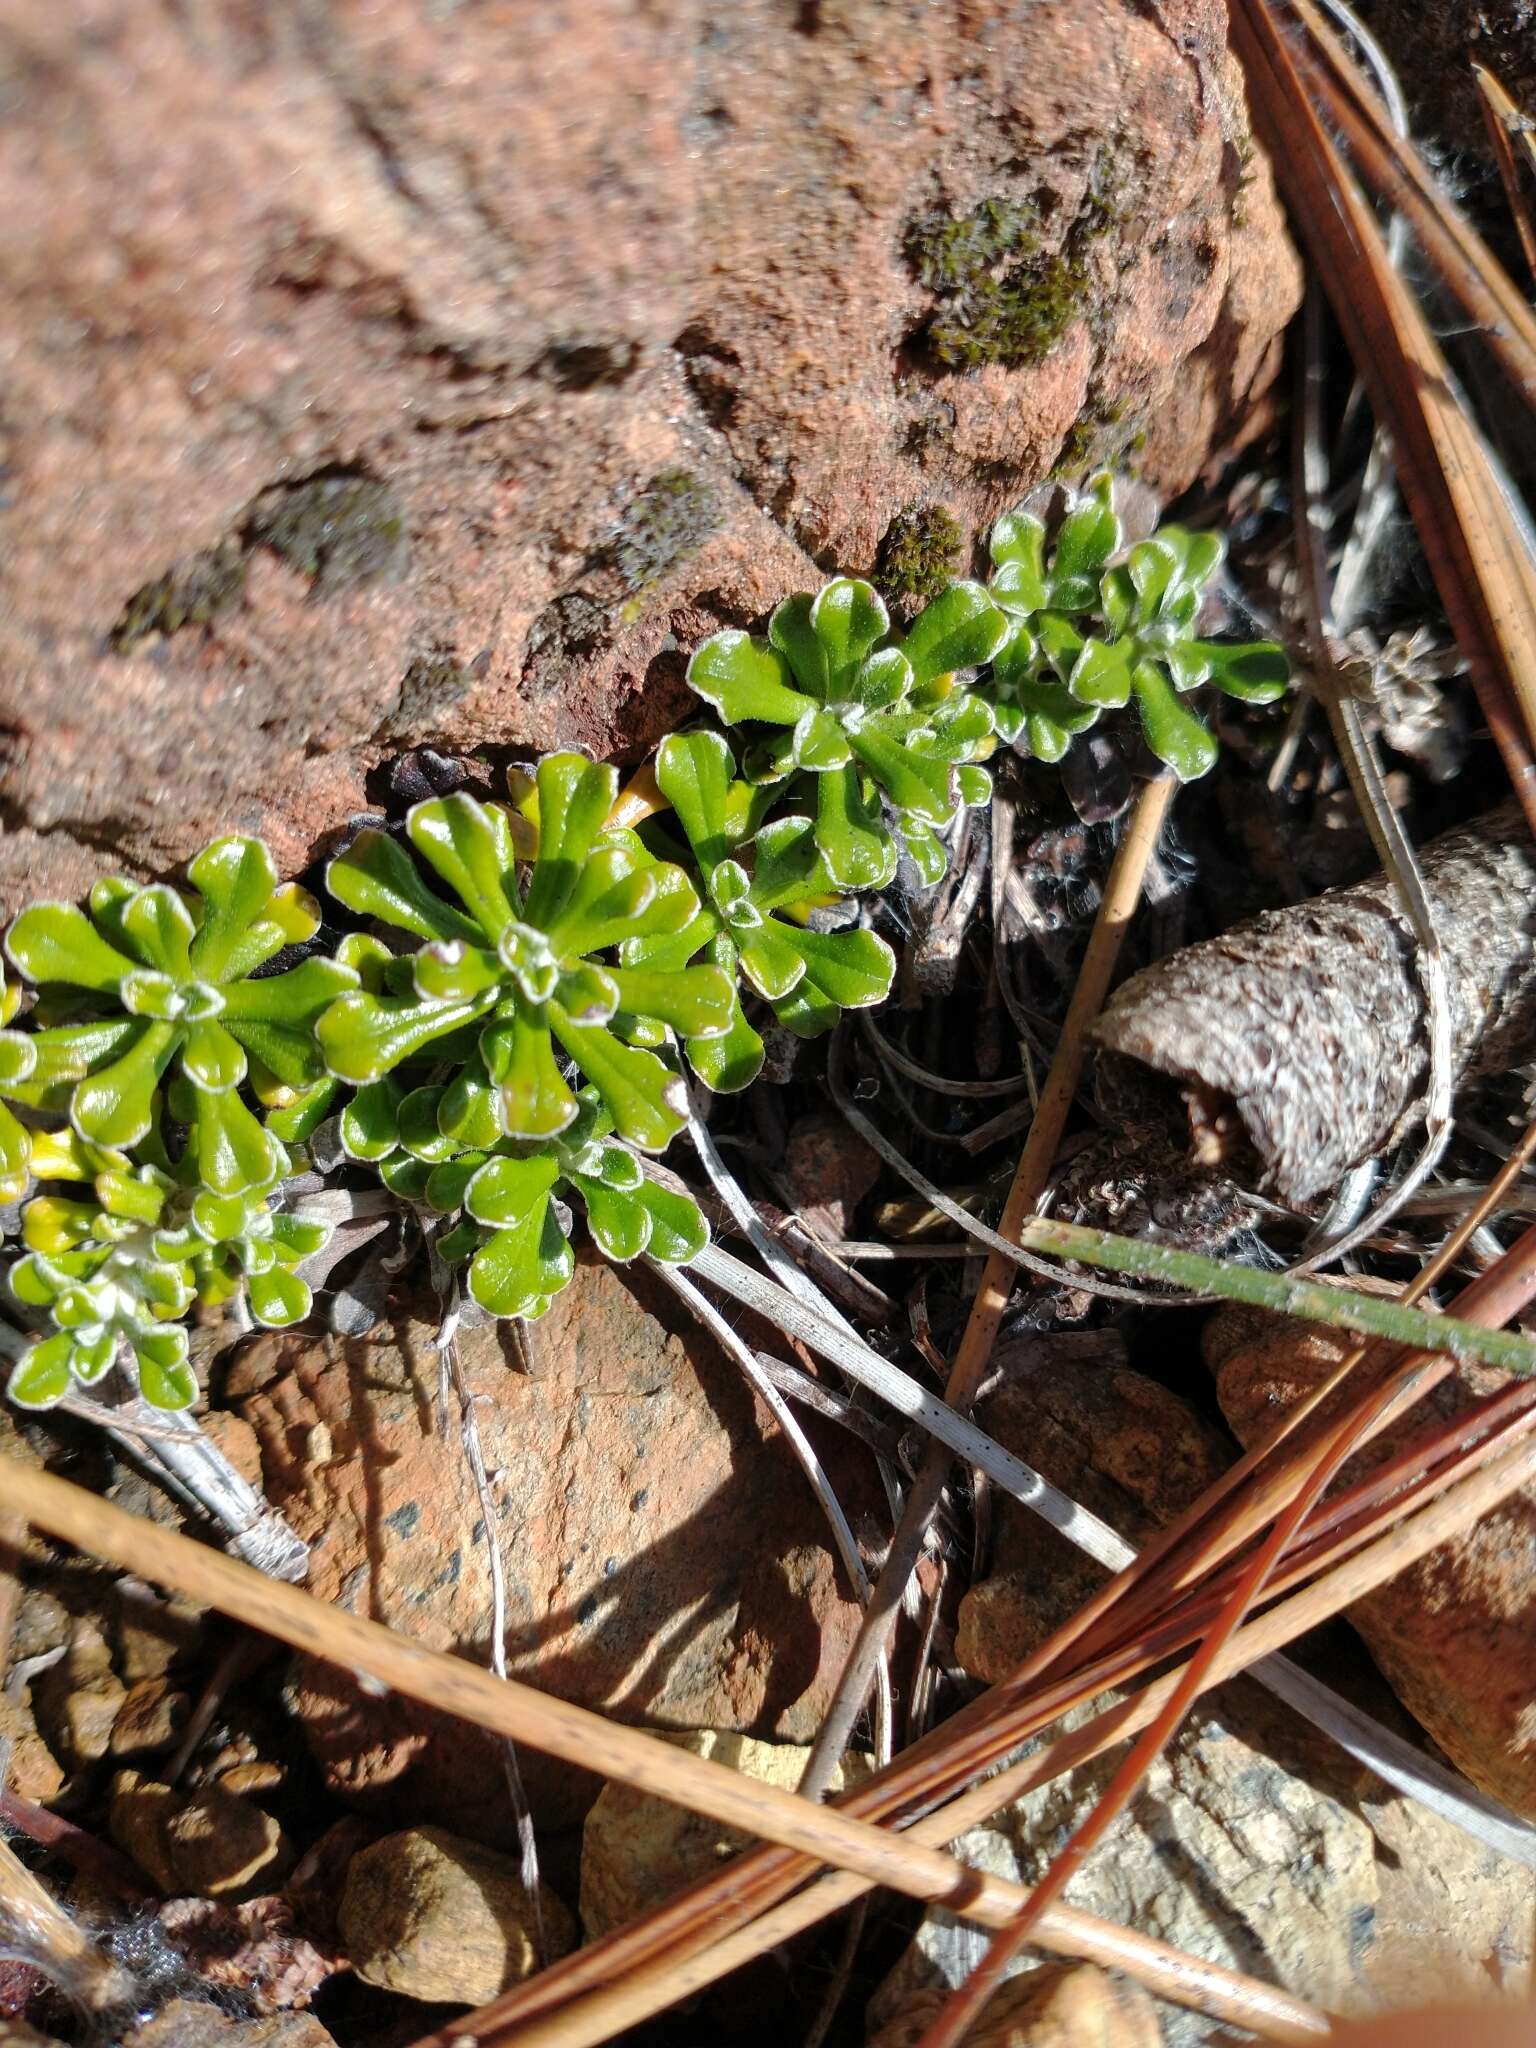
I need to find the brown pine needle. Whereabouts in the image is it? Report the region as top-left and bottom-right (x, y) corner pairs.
(1289, 0), (1536, 408)
(423, 1402), (1536, 2048)
(0, 1452), (1332, 2046)
(453, 1186), (1536, 2046)
(1475, 64), (1536, 284)
(1232, 0), (1536, 823)
(918, 1230), (1536, 2045)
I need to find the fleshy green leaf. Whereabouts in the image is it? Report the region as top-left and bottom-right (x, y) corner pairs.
(548, 1013), (686, 1152)
(847, 726), (954, 823)
(807, 578), (888, 688)
(70, 1020), (179, 1148)
(7, 904), (138, 994)
(326, 827), (484, 946)
(900, 581), (1010, 689)
(0, 1027), (35, 1090)
(814, 766), (897, 891)
(570, 1174), (652, 1261)
(988, 510), (1049, 614)
(0, 1101), (31, 1202)
(263, 1074), (339, 1143)
(438, 1065), (505, 1149)
(187, 837), (281, 980)
(766, 593), (831, 700)
(134, 1329), (197, 1410)
(1172, 638), (1290, 702)
(191, 1085), (284, 1195)
(467, 1204), (574, 1319)
(340, 1076), (406, 1161)
(407, 795), (519, 941)
(181, 1018), (247, 1093)
(792, 707), (853, 772)
(247, 1265), (312, 1328)
(1068, 634), (1135, 710)
(316, 988), (494, 1085)
(687, 630), (811, 727)
(482, 1011), (579, 1139)
(544, 847), (665, 959)
(654, 730), (738, 873)
(521, 754), (621, 931)
(270, 1213), (331, 1261)
(898, 818), (948, 889)
(7, 1333), (76, 1409)
(775, 924), (894, 1023)
(121, 886), (197, 982)
(608, 964), (735, 1040)
(1131, 659), (1219, 781)
(635, 1179), (709, 1264)
(1050, 473), (1121, 609)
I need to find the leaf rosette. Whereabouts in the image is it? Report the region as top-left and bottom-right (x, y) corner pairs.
(317, 753), (732, 1154)
(339, 1078), (706, 1321)
(979, 475), (1289, 778)
(4, 1125), (329, 1411)
(617, 731), (896, 1091)
(686, 577), (1008, 887)
(3, 839), (355, 1194)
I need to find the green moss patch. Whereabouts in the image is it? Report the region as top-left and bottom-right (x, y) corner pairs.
(874, 504), (964, 613)
(609, 469), (720, 593)
(244, 468), (409, 592)
(109, 542), (248, 654)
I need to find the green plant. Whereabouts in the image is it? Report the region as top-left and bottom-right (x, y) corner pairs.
(3, 839), (356, 1193)
(905, 197), (1092, 372)
(980, 475), (1289, 778)
(340, 1079), (706, 1321)
(685, 577), (1008, 887)
(0, 970), (36, 1204)
(316, 754), (733, 1152)
(874, 505), (965, 613)
(1, 464), (1298, 1397)
(622, 731), (896, 1091)
(4, 1124), (329, 1411)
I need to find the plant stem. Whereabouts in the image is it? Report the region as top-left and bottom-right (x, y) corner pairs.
(1021, 1214), (1536, 1374)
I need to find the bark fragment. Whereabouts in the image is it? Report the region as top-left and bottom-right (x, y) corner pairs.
(1092, 802), (1536, 1203)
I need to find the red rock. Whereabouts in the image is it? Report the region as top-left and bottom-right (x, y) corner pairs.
(227, 1258), (881, 1834)
(954, 1334), (1232, 1682)
(0, 0), (1299, 910)
(1206, 1305), (1536, 1822)
(782, 1112), (881, 1242)
(157, 1894), (345, 2016)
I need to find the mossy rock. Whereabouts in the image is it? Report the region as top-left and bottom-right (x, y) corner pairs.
(244, 468), (409, 592)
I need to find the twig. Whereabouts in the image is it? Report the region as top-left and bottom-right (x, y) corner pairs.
(1020, 1214), (1536, 1372)
(0, 1452), (1333, 2047)
(411, 1411), (1536, 2048)
(57, 1379), (309, 1581)
(795, 778), (1174, 1801)
(0, 1834), (138, 2013)
(446, 1193), (1536, 2047)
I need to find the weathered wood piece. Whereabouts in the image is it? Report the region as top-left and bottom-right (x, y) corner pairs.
(1094, 803), (1536, 1202)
